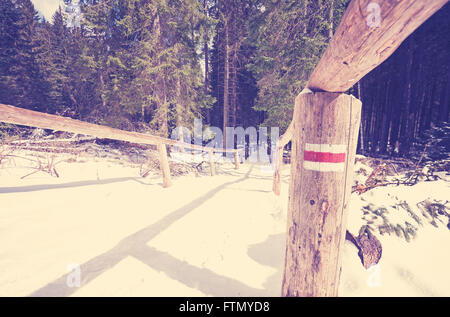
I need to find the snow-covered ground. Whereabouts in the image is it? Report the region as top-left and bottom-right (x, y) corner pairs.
(0, 149), (448, 296)
(343, 176), (449, 296)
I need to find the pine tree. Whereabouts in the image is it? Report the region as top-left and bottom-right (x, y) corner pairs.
(247, 0), (349, 132)
(0, 0), (46, 110)
(78, 0), (212, 134)
(209, 0), (259, 144)
(0, 0), (20, 105)
(34, 8), (72, 114)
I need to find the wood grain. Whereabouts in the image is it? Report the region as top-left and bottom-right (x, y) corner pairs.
(282, 92), (361, 296)
(157, 144), (172, 188)
(0, 103), (239, 154)
(0, 103), (243, 188)
(307, 0), (449, 92)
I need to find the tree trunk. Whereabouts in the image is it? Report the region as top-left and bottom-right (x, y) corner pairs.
(157, 76), (168, 137)
(303, 0), (309, 34)
(440, 65), (450, 122)
(231, 46), (238, 127)
(399, 39), (414, 155)
(223, 17), (230, 149)
(388, 52), (403, 155)
(176, 76), (185, 152)
(372, 76), (383, 153)
(378, 79), (391, 154)
(357, 81), (364, 153)
(204, 0), (210, 124)
(328, 0), (334, 41)
(422, 81), (434, 134)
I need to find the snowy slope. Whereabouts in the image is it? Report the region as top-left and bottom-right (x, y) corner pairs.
(0, 149), (448, 296)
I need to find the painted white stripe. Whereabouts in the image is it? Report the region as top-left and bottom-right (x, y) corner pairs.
(305, 143), (346, 153)
(303, 161), (345, 172)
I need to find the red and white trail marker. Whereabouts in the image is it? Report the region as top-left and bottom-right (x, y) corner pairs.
(303, 143), (347, 172)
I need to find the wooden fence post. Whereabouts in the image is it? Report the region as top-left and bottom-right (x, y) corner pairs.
(272, 142), (283, 196)
(157, 143), (172, 188)
(178, 132), (185, 153)
(209, 150), (216, 176)
(272, 119), (294, 196)
(282, 91), (361, 297)
(234, 151), (240, 170)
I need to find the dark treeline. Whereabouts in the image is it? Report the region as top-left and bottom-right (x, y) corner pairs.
(354, 3), (450, 159)
(0, 0), (215, 136)
(0, 0), (348, 138)
(0, 0), (448, 158)
(209, 0), (349, 145)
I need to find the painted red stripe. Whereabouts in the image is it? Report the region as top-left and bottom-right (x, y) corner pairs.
(304, 150), (346, 163)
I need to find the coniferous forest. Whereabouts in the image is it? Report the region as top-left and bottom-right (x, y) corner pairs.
(1, 0), (450, 299)
(0, 0), (449, 158)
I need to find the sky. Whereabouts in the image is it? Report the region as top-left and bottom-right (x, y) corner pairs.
(31, 0), (64, 21)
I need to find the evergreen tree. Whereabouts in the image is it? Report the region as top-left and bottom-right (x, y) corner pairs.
(0, 0), (20, 105)
(34, 8), (72, 114)
(80, 0), (212, 133)
(248, 0), (349, 132)
(0, 0), (46, 110)
(0, 0), (447, 159)
(209, 0), (259, 146)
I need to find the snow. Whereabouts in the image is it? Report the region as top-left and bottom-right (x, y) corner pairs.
(343, 179), (450, 296)
(0, 149), (449, 296)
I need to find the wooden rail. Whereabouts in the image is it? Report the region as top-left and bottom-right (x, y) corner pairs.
(0, 103), (241, 188)
(272, 113), (293, 195)
(307, 0), (449, 92)
(272, 88), (310, 195)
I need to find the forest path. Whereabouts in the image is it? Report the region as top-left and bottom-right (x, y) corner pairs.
(0, 161), (290, 296)
(1, 157), (448, 296)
